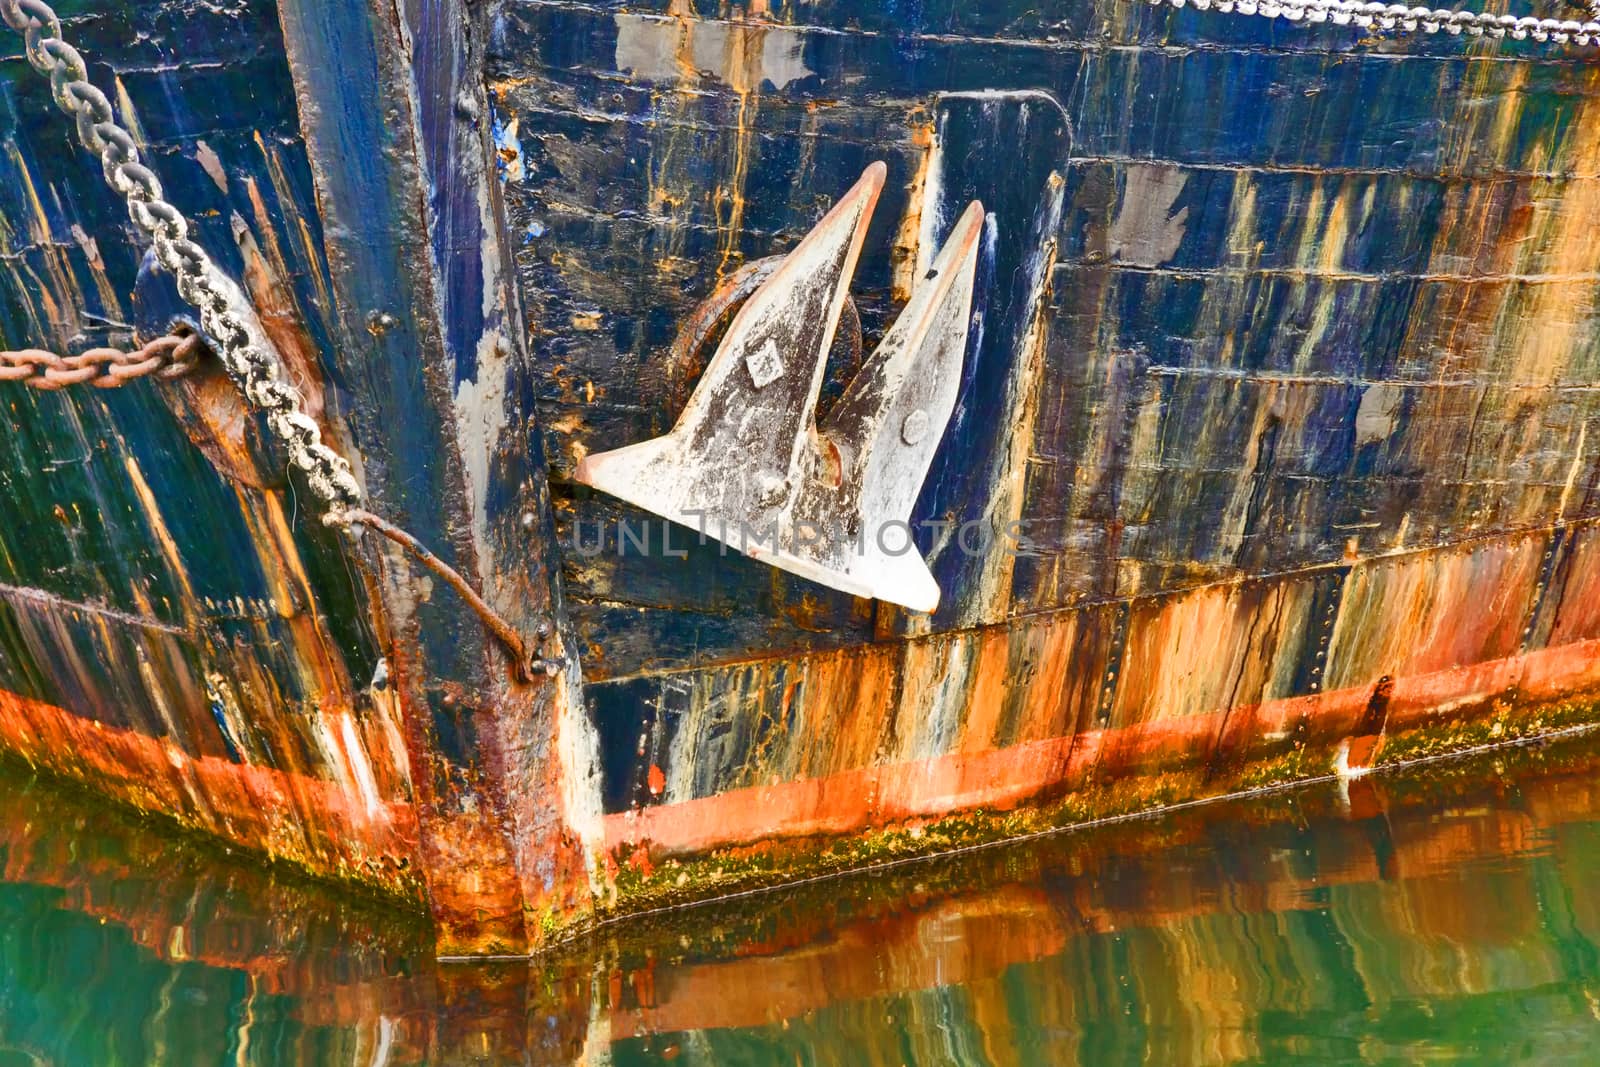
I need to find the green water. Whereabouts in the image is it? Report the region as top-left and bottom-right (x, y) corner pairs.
(4, 735), (1600, 1065)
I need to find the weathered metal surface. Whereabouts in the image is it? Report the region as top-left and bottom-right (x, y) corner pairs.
(0, 0), (594, 953)
(3, 0), (364, 512)
(0, 0), (412, 896)
(577, 163), (984, 610)
(493, 1), (1600, 661)
(6, 0), (1600, 956)
(487, 0), (1600, 897)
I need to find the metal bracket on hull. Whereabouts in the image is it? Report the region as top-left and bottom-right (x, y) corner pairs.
(576, 163), (984, 612)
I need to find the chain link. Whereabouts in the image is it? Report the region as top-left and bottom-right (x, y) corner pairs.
(1, 0), (362, 508)
(1143, 0), (1600, 45)
(0, 330), (204, 389)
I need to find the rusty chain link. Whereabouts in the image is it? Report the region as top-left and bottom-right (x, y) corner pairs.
(0, 0), (361, 508)
(0, 331), (204, 390)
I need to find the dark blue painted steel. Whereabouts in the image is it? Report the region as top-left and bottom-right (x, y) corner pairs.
(0, 1), (376, 754)
(485, 0), (1600, 810)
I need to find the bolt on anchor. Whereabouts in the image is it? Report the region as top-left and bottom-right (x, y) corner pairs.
(576, 163), (984, 612)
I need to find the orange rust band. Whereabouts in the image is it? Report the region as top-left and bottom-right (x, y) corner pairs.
(603, 636), (1600, 856)
(3, 635), (1597, 930)
(0, 688), (421, 891)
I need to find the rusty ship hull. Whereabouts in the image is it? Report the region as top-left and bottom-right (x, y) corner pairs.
(2, 0), (1600, 955)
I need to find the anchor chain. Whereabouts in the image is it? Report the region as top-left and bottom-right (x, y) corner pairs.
(1143, 0), (1600, 45)
(0, 0), (555, 680)
(0, 0), (360, 508)
(0, 330), (204, 389)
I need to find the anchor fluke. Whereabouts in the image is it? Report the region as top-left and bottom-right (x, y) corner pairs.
(576, 164), (984, 612)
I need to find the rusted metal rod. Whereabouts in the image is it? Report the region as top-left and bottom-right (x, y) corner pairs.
(326, 507), (550, 682)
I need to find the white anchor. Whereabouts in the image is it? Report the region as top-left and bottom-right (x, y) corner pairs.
(576, 163), (984, 612)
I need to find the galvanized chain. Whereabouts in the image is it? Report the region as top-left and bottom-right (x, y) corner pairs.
(0, 0), (361, 508)
(1143, 0), (1600, 45)
(0, 330), (203, 389)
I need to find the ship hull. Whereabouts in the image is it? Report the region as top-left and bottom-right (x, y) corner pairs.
(2, 0), (1599, 952)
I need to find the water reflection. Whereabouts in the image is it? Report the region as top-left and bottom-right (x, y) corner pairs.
(0, 768), (433, 1064)
(5, 734), (1600, 1064)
